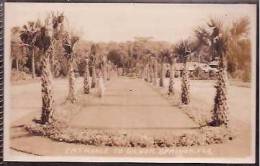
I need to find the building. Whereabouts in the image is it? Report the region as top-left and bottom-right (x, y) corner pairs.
(165, 61), (218, 80)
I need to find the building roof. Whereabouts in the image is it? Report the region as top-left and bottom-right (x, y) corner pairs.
(174, 62), (218, 72)
(175, 62), (200, 71)
(209, 60), (219, 66)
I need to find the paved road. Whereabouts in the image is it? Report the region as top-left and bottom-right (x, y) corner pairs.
(70, 77), (198, 129)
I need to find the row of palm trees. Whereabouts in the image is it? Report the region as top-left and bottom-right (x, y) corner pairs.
(142, 20), (229, 127)
(17, 12), (115, 124)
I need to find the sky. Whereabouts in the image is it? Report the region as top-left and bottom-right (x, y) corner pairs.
(5, 3), (256, 43)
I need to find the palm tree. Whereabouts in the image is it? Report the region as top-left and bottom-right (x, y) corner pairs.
(63, 33), (79, 103)
(151, 56), (158, 86)
(159, 52), (165, 87)
(106, 60), (111, 81)
(148, 60), (153, 83)
(144, 63), (149, 82)
(20, 21), (40, 78)
(101, 55), (107, 81)
(175, 40), (191, 104)
(209, 20), (229, 127)
(84, 56), (90, 94)
(142, 53), (150, 82)
(90, 44), (97, 88)
(34, 26), (54, 124)
(195, 19), (229, 127)
(164, 49), (175, 95)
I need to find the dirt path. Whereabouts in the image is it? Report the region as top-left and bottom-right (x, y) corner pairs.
(70, 77), (198, 129)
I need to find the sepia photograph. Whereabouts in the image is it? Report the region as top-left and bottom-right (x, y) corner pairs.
(3, 2), (257, 163)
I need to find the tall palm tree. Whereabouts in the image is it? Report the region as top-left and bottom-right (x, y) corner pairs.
(90, 44), (97, 88)
(175, 40), (191, 104)
(209, 21), (229, 127)
(84, 56), (90, 94)
(63, 33), (79, 103)
(195, 19), (229, 127)
(34, 26), (54, 124)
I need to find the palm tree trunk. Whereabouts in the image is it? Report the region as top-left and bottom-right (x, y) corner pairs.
(67, 56), (76, 103)
(168, 63), (174, 95)
(51, 40), (56, 76)
(140, 66), (144, 79)
(91, 64), (97, 88)
(181, 62), (190, 104)
(148, 64), (153, 83)
(32, 47), (35, 78)
(144, 64), (148, 82)
(16, 58), (19, 71)
(211, 55), (229, 127)
(102, 63), (107, 81)
(107, 63), (110, 81)
(122, 64), (125, 76)
(84, 59), (90, 94)
(153, 60), (157, 86)
(40, 51), (55, 124)
(159, 62), (164, 87)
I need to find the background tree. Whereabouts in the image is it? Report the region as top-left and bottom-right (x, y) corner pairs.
(20, 21), (41, 78)
(228, 17), (251, 81)
(11, 27), (24, 71)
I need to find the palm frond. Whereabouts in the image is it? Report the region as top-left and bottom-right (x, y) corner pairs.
(214, 31), (229, 57)
(11, 26), (20, 34)
(230, 16), (250, 38)
(174, 40), (193, 63)
(207, 18), (222, 29)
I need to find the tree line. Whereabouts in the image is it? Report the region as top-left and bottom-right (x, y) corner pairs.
(11, 16), (251, 82)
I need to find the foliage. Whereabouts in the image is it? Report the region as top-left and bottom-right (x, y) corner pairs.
(193, 17), (251, 81)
